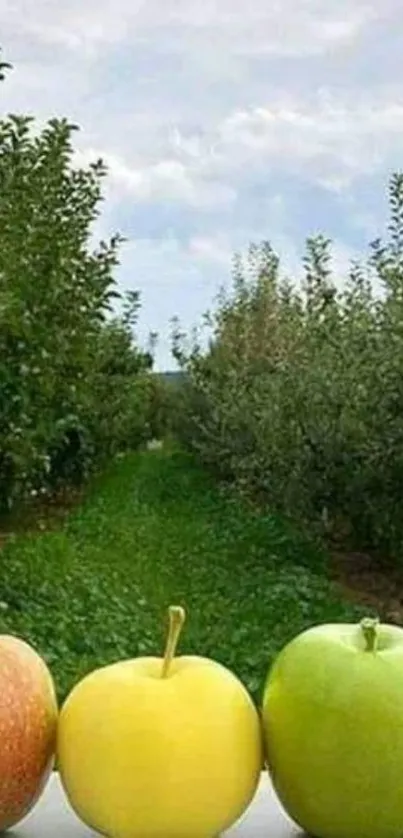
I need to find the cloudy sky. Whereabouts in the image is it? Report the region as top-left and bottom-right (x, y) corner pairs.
(1, 1), (402, 369)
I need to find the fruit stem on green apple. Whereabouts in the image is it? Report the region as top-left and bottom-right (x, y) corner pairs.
(360, 617), (380, 652)
(161, 605), (186, 678)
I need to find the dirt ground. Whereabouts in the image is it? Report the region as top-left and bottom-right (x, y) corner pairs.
(0, 486), (83, 551)
(331, 549), (403, 624)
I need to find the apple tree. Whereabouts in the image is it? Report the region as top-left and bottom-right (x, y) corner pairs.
(0, 114), (152, 509)
(172, 174), (403, 562)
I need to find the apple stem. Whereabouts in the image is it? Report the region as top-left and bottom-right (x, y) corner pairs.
(161, 605), (186, 678)
(360, 617), (379, 652)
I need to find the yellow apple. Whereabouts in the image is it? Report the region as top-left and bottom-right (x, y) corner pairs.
(57, 605), (262, 838)
(0, 634), (58, 831)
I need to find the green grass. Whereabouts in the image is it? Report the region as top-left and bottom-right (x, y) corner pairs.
(0, 447), (365, 705)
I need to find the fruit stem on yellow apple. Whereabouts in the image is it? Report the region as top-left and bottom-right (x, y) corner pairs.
(161, 605), (186, 678)
(360, 617), (379, 652)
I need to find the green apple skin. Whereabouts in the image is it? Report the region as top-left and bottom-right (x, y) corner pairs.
(262, 621), (403, 838)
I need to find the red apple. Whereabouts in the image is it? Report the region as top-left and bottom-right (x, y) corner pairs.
(0, 634), (58, 830)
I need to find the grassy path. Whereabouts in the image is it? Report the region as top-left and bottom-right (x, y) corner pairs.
(0, 448), (363, 704)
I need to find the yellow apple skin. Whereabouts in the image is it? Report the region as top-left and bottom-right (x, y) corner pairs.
(58, 655), (262, 838)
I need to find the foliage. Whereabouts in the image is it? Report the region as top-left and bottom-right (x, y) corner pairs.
(0, 114), (153, 509)
(147, 372), (187, 440)
(0, 448), (362, 705)
(172, 174), (403, 562)
(0, 47), (12, 82)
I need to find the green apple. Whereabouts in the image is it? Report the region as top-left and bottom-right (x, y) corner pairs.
(262, 618), (403, 838)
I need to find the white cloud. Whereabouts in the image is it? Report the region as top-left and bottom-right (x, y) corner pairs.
(74, 147), (235, 209)
(0, 0), (382, 58)
(0, 0), (132, 55)
(191, 93), (403, 188)
(219, 96), (403, 160)
(68, 87), (403, 217)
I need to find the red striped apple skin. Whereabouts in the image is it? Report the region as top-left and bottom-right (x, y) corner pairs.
(0, 635), (58, 830)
